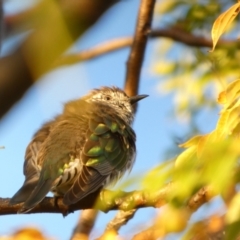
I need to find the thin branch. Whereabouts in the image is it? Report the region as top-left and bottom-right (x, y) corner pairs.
(107, 210), (137, 234)
(105, 209), (136, 231)
(70, 209), (99, 240)
(98, 210), (136, 239)
(124, 0), (156, 97)
(187, 186), (214, 212)
(53, 38), (133, 68)
(150, 27), (240, 48)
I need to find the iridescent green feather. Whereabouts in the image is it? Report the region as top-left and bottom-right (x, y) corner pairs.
(94, 123), (109, 135)
(87, 146), (104, 157)
(105, 138), (118, 152)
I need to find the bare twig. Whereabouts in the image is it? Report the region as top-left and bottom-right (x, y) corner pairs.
(53, 37), (133, 68)
(187, 186), (214, 212)
(70, 209), (99, 240)
(124, 0), (156, 97)
(150, 27), (240, 48)
(98, 210), (136, 239)
(105, 209), (136, 231)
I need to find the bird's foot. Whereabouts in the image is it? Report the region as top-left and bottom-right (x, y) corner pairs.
(53, 196), (73, 217)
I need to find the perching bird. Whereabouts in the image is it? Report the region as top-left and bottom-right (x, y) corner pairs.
(10, 86), (148, 213)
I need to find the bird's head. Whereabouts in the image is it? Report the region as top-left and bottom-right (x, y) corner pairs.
(84, 86), (148, 124)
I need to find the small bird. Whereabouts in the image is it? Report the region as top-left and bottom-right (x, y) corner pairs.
(10, 86), (148, 213)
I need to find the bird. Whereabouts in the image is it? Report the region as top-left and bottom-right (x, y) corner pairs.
(10, 86), (148, 213)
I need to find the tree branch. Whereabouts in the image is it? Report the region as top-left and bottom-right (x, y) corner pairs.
(0, 184), (215, 215)
(124, 0), (156, 97)
(105, 209), (136, 231)
(70, 209), (99, 240)
(150, 27), (240, 48)
(53, 37), (133, 68)
(0, 183), (173, 215)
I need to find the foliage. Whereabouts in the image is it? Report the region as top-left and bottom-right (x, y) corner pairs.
(142, 1), (240, 238)
(153, 0), (239, 121)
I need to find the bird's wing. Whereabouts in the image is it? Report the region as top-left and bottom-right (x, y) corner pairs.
(63, 113), (136, 205)
(10, 120), (55, 205)
(19, 119), (84, 212)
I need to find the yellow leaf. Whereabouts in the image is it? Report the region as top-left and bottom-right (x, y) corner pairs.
(158, 205), (190, 233)
(226, 104), (240, 134)
(215, 100), (240, 138)
(142, 161), (173, 192)
(153, 61), (175, 75)
(226, 192), (240, 224)
(217, 79), (240, 107)
(215, 109), (231, 138)
(196, 134), (210, 157)
(179, 135), (203, 148)
(175, 146), (196, 168)
(218, 90), (227, 104)
(98, 230), (118, 240)
(211, 2), (240, 51)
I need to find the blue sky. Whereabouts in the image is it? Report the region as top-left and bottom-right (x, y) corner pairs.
(0, 0), (221, 239)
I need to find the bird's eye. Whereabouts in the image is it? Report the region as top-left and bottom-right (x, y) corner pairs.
(105, 96), (111, 101)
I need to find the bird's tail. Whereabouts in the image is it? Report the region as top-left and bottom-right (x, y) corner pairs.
(10, 176), (39, 205)
(18, 179), (54, 213)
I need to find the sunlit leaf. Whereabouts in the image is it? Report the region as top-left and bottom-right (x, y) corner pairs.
(226, 104), (240, 134)
(98, 230), (118, 240)
(156, 205), (190, 233)
(218, 79), (240, 107)
(179, 135), (203, 148)
(211, 2), (240, 51)
(226, 220), (240, 240)
(215, 109), (231, 138)
(175, 146), (196, 168)
(215, 100), (240, 138)
(196, 133), (211, 157)
(199, 138), (237, 193)
(226, 192), (240, 224)
(153, 61), (175, 75)
(141, 161), (174, 192)
(2, 227), (50, 240)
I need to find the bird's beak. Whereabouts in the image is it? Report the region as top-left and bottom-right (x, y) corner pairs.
(130, 94), (148, 105)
